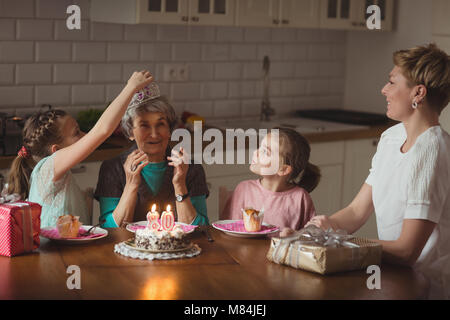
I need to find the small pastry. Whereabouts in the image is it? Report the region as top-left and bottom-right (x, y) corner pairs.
(242, 207), (264, 232)
(56, 214), (82, 238)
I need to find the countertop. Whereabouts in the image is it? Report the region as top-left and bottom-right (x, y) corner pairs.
(0, 121), (396, 170)
(0, 227), (428, 299)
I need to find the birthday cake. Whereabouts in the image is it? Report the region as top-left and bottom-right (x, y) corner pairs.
(134, 225), (190, 251)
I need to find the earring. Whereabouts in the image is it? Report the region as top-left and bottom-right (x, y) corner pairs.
(412, 101), (418, 109)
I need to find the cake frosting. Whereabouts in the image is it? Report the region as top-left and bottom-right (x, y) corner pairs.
(134, 225), (189, 251)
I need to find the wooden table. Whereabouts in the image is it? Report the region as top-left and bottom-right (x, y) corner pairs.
(0, 227), (428, 300)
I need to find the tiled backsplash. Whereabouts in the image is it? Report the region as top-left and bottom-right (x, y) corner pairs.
(0, 0), (347, 120)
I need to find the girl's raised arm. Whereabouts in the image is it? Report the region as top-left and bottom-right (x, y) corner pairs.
(53, 71), (153, 181)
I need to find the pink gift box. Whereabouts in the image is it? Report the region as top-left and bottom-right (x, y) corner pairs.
(0, 201), (41, 257)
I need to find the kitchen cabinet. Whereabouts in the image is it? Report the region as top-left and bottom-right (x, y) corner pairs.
(342, 138), (378, 238)
(236, 0), (320, 28)
(91, 0), (236, 26)
(319, 0), (393, 31)
(309, 141), (345, 215)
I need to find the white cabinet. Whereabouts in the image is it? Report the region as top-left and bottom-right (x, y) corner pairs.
(309, 141), (345, 215)
(319, 0), (393, 31)
(342, 138), (379, 238)
(236, 0), (319, 28)
(92, 0), (235, 26)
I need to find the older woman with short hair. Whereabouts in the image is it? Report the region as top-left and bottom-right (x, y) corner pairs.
(94, 94), (209, 228)
(308, 43), (450, 299)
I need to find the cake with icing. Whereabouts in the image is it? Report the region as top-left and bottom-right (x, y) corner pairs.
(134, 225), (190, 251)
(56, 214), (81, 238)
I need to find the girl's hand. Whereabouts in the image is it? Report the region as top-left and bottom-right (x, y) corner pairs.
(305, 215), (335, 231)
(168, 147), (189, 189)
(279, 227), (295, 238)
(124, 149), (149, 189)
(127, 70), (154, 92)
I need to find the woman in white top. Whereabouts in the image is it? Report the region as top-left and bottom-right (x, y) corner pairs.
(308, 43), (450, 299)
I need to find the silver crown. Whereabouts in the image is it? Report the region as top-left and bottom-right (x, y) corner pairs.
(128, 82), (161, 109)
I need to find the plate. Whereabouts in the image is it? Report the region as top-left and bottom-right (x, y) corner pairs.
(123, 238), (194, 253)
(212, 220), (279, 238)
(40, 225), (108, 244)
(126, 221), (197, 234)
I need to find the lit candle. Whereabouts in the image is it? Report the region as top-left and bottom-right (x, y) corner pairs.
(160, 204), (175, 231)
(147, 204), (160, 230)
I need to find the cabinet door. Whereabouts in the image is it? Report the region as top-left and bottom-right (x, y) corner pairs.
(309, 164), (343, 214)
(350, 0), (393, 31)
(319, 0), (352, 29)
(189, 0), (235, 26)
(206, 173), (256, 223)
(236, 0), (280, 27)
(138, 0), (189, 24)
(342, 138), (379, 239)
(280, 0), (320, 28)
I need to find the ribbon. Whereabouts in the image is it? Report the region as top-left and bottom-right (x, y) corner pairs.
(271, 225), (359, 264)
(0, 193), (21, 204)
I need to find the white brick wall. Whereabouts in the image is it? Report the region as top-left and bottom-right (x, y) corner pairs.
(0, 1), (347, 119)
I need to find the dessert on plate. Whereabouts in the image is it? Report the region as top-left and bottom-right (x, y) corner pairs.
(242, 207), (264, 232)
(56, 214), (81, 238)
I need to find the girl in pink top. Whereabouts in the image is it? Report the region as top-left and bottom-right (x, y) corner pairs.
(221, 127), (321, 235)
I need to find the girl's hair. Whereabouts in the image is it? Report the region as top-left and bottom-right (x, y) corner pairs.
(121, 95), (178, 139)
(7, 109), (67, 199)
(393, 43), (450, 114)
(274, 127), (321, 193)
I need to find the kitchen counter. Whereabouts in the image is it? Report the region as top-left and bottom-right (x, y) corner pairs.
(0, 121), (396, 170)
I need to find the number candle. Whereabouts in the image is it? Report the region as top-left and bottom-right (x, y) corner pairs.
(161, 204), (175, 231)
(147, 204), (160, 230)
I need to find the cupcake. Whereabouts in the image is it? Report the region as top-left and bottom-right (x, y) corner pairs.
(56, 214), (82, 238)
(242, 207), (264, 232)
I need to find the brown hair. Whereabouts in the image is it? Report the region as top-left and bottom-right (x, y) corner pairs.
(274, 127), (321, 193)
(7, 109), (67, 199)
(393, 43), (450, 114)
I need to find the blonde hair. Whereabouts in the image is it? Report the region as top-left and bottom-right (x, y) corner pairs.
(393, 43), (450, 114)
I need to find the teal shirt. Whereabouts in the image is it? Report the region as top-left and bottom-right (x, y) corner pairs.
(99, 162), (209, 227)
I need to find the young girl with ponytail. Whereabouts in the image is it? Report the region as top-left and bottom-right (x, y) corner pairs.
(7, 71), (153, 227)
(221, 127), (321, 235)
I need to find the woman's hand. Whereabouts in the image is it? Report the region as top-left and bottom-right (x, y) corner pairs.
(127, 70), (154, 92)
(279, 228), (296, 238)
(124, 149), (149, 189)
(305, 215), (336, 231)
(168, 147), (189, 189)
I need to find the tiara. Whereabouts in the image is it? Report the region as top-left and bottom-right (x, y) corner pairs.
(128, 82), (161, 109)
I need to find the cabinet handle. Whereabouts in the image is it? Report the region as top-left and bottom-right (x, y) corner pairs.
(191, 16), (199, 22)
(181, 16), (188, 22)
(71, 165), (86, 174)
(372, 139), (379, 147)
(206, 182), (212, 189)
(351, 21), (358, 26)
(282, 19), (289, 24)
(273, 19), (280, 25)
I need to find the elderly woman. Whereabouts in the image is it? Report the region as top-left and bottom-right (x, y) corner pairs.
(308, 43), (450, 299)
(94, 94), (209, 227)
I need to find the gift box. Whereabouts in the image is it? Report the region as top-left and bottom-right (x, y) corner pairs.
(267, 226), (382, 275)
(0, 201), (41, 257)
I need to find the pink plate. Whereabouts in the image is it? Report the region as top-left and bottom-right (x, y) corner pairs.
(40, 226), (108, 243)
(212, 220), (279, 238)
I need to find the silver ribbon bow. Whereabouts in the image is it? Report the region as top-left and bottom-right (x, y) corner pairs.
(0, 191), (21, 204)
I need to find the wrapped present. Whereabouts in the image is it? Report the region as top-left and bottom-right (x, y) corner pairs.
(267, 225), (382, 275)
(0, 201), (41, 257)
